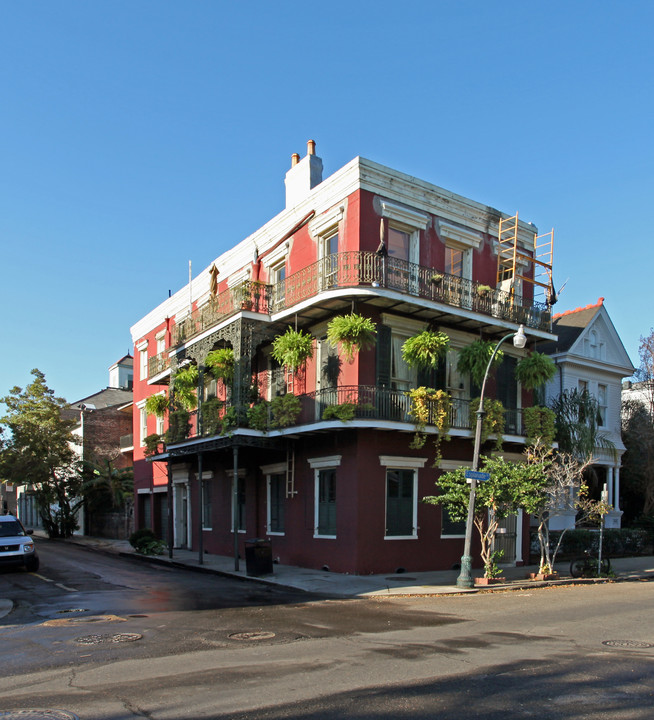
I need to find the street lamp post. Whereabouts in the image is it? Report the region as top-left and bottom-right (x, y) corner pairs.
(456, 324), (527, 589)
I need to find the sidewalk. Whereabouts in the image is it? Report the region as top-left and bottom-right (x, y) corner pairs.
(39, 533), (654, 598)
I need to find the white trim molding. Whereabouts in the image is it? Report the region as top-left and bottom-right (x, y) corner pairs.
(308, 455), (342, 470)
(379, 455), (427, 469)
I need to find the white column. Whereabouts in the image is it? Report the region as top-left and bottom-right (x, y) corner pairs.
(614, 466), (621, 511)
(607, 466), (614, 509)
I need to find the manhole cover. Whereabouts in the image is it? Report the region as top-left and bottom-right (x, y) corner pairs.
(385, 576), (417, 581)
(228, 631), (276, 641)
(75, 633), (143, 645)
(55, 609), (88, 615)
(602, 640), (653, 649)
(0, 712), (80, 720)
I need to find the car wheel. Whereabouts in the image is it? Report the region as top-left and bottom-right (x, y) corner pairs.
(25, 557), (40, 572)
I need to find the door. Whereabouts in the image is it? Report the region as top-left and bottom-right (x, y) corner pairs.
(494, 513), (517, 564)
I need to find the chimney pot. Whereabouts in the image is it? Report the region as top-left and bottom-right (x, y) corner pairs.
(307, 139), (316, 156)
(291, 153), (300, 167)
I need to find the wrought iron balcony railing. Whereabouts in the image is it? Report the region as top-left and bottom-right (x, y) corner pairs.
(170, 251), (551, 348)
(163, 385), (525, 444)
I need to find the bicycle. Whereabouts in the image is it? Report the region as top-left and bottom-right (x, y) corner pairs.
(569, 549), (611, 578)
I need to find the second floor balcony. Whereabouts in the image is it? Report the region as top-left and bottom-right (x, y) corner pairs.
(171, 251), (552, 348)
(160, 384), (527, 449)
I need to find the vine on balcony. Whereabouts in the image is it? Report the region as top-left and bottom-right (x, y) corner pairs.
(407, 387), (452, 466)
(469, 397), (506, 451)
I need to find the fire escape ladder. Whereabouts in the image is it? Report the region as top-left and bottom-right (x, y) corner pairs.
(496, 212), (554, 307)
(286, 445), (297, 498)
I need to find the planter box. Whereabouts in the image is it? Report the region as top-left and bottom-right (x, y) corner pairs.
(474, 577), (502, 586)
(528, 572), (559, 581)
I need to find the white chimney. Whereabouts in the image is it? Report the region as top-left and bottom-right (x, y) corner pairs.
(284, 139), (323, 209)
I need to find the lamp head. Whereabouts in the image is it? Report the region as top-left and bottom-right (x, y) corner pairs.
(513, 325), (527, 349)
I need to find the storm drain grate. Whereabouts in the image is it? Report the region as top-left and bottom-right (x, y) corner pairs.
(602, 640), (653, 649)
(0, 712), (80, 720)
(228, 631), (276, 641)
(75, 632), (143, 645)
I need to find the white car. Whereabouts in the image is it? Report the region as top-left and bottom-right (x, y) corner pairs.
(0, 515), (40, 572)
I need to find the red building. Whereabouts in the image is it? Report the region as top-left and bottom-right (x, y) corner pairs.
(130, 142), (556, 574)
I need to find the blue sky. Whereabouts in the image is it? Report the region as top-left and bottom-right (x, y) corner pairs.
(1, 1), (651, 402)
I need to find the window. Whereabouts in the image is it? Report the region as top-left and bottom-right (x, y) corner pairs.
(272, 262), (286, 307)
(323, 232), (339, 287)
(267, 472), (286, 534)
(441, 507), (465, 537)
(156, 412), (164, 436)
(385, 468), (416, 537)
(598, 384), (607, 426)
(156, 333), (165, 356)
(391, 334), (417, 391)
(445, 246), (463, 277)
(139, 406), (147, 447)
(202, 478), (212, 529)
(139, 348), (148, 381)
(388, 227), (411, 261)
(316, 469), (336, 536)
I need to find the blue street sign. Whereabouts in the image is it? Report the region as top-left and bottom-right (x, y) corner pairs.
(464, 470), (491, 482)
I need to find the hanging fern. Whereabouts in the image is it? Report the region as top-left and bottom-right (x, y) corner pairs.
(271, 328), (314, 371)
(327, 313), (377, 362)
(402, 330), (450, 369)
(205, 348), (235, 384)
(515, 351), (556, 390)
(173, 365), (199, 411)
(145, 393), (169, 417)
(458, 340), (504, 387)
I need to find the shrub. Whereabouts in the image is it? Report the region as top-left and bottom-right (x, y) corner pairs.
(129, 528), (166, 555)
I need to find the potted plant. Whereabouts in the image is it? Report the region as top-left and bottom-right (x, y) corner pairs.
(270, 393), (302, 428)
(327, 313), (377, 362)
(458, 340), (504, 386)
(247, 400), (270, 432)
(515, 351), (556, 390)
(205, 348), (235, 385)
(322, 402), (357, 422)
(430, 273), (444, 285)
(476, 550), (504, 585)
(401, 330), (450, 370)
(143, 433), (163, 457)
(476, 284), (493, 298)
(200, 396), (224, 436)
(272, 328), (315, 372)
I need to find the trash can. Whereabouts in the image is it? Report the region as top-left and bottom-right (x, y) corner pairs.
(244, 538), (273, 577)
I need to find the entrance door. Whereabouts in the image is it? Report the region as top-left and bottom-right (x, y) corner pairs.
(494, 513), (517, 564)
(174, 484), (189, 549)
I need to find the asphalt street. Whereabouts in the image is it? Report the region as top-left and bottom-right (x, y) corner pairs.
(1, 539), (653, 719)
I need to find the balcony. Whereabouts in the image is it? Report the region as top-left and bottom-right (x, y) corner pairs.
(170, 252), (551, 349)
(164, 385), (525, 446)
(119, 433), (134, 452)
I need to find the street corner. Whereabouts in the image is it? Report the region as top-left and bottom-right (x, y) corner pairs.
(0, 598), (14, 619)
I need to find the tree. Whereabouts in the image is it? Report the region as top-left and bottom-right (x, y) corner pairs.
(550, 388), (614, 460)
(82, 459), (134, 513)
(621, 398), (654, 520)
(424, 455), (548, 578)
(526, 442), (600, 573)
(635, 328), (654, 414)
(0, 369), (83, 538)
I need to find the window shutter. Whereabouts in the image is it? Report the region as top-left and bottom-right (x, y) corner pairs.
(376, 324), (392, 387)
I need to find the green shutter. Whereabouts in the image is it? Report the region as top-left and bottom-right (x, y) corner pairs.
(376, 324), (392, 387)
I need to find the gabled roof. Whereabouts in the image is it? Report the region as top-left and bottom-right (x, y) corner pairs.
(538, 297), (634, 374)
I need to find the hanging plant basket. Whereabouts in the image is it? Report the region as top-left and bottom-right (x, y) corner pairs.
(402, 330), (450, 370)
(205, 348), (235, 384)
(145, 393), (169, 418)
(327, 313), (377, 362)
(173, 365), (199, 411)
(515, 351), (556, 390)
(458, 340), (504, 387)
(271, 328), (315, 372)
